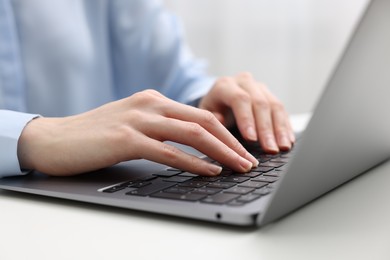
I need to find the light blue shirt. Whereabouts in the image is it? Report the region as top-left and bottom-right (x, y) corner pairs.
(0, 0), (215, 177)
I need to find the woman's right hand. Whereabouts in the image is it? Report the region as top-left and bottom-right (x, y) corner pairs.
(17, 90), (258, 177)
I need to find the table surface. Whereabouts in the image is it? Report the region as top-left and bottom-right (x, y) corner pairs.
(1, 114), (390, 260)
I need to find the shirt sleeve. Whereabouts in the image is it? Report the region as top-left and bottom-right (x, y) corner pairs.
(108, 0), (216, 106)
(0, 110), (39, 178)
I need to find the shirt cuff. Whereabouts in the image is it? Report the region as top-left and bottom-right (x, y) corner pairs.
(0, 110), (40, 178)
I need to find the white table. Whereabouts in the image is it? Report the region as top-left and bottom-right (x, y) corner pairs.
(1, 114), (390, 260)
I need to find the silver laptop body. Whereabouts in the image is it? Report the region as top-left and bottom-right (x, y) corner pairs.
(1, 0), (389, 227)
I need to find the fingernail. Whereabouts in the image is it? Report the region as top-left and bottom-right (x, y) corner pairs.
(239, 157), (253, 171)
(208, 164), (222, 175)
(246, 152), (259, 167)
(266, 137), (279, 152)
(246, 126), (257, 141)
(280, 135), (291, 150)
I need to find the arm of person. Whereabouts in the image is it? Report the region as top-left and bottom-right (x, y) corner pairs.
(15, 1), (293, 177)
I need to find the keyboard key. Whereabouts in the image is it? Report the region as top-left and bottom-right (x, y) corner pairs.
(270, 158), (289, 163)
(267, 183), (278, 189)
(220, 170), (233, 177)
(130, 181), (152, 188)
(237, 193), (261, 203)
(164, 186), (194, 194)
(178, 172), (198, 177)
(253, 186), (272, 196)
(277, 164), (288, 170)
(252, 176), (279, 183)
(224, 186), (254, 195)
(121, 176), (156, 187)
(141, 175), (158, 181)
(207, 182), (235, 189)
(235, 171), (262, 178)
(264, 154), (279, 159)
(126, 180), (175, 196)
(263, 170), (280, 177)
(192, 187), (222, 195)
(261, 162), (285, 168)
(178, 180), (208, 188)
(166, 167), (182, 172)
(162, 176), (193, 183)
(222, 176), (250, 183)
(151, 192), (207, 202)
(102, 185), (126, 193)
(202, 193), (240, 204)
(251, 166), (274, 173)
(193, 176), (223, 182)
(238, 180), (268, 189)
(153, 170), (180, 177)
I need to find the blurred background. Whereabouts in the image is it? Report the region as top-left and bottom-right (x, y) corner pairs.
(165, 0), (368, 114)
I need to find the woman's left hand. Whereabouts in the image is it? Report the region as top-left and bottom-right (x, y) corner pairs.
(199, 72), (295, 153)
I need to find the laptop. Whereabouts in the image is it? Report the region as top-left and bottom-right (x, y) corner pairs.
(0, 0), (389, 227)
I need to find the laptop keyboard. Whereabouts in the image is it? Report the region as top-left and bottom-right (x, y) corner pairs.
(101, 143), (292, 207)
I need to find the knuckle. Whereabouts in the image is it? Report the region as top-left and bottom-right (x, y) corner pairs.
(201, 110), (218, 126)
(186, 122), (205, 138)
(189, 156), (203, 173)
(234, 91), (251, 103)
(126, 109), (144, 124)
(231, 138), (246, 155)
(142, 89), (161, 96)
(239, 114), (252, 125)
(131, 92), (151, 104)
(132, 89), (161, 104)
(271, 99), (285, 111)
(237, 71), (253, 80)
(253, 96), (270, 110)
(161, 143), (180, 162)
(215, 76), (234, 87)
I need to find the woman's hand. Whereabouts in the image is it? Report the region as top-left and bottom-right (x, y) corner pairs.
(17, 89), (258, 176)
(199, 72), (295, 153)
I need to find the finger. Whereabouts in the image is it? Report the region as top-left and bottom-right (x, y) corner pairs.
(206, 78), (258, 142)
(262, 87), (295, 148)
(253, 94), (280, 153)
(279, 109), (295, 143)
(271, 104), (292, 150)
(138, 138), (223, 176)
(162, 99), (259, 167)
(286, 112), (296, 143)
(144, 118), (255, 172)
(211, 111), (225, 125)
(235, 74), (279, 153)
